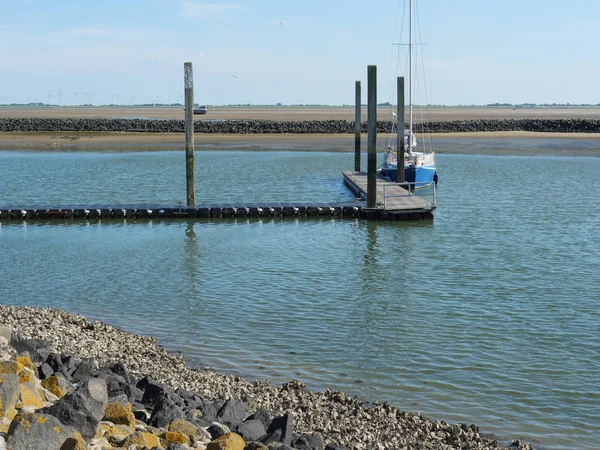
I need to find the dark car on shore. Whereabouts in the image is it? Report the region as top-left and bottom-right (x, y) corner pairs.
(194, 105), (208, 115)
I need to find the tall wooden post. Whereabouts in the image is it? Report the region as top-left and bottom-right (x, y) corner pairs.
(367, 65), (377, 208)
(396, 76), (405, 183)
(354, 80), (361, 172)
(184, 62), (195, 206)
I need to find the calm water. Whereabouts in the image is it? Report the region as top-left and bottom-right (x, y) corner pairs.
(1, 148), (599, 449)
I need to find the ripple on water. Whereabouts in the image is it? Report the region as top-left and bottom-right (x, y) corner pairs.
(1, 151), (599, 449)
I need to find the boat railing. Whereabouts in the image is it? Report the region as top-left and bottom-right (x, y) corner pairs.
(382, 181), (436, 209)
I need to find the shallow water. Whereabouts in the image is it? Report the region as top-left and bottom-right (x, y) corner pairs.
(1, 149), (599, 449)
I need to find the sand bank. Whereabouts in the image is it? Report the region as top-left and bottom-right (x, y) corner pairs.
(1, 131), (599, 156)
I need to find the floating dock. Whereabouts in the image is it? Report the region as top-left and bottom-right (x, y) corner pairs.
(0, 199), (430, 222)
(0, 202), (366, 221)
(343, 171), (435, 219)
(0, 173), (435, 223)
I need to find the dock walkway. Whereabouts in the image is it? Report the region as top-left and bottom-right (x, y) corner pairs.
(342, 171), (435, 219)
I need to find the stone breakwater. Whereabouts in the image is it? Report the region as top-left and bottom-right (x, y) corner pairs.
(0, 305), (534, 450)
(1, 117), (600, 134)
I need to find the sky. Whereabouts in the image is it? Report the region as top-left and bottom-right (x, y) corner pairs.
(1, 0), (599, 106)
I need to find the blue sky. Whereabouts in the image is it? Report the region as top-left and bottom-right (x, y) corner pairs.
(1, 0), (599, 106)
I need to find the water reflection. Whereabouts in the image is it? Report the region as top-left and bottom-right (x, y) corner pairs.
(183, 221), (201, 308)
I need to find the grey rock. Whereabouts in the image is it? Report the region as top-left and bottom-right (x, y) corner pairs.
(166, 444), (190, 450)
(59, 354), (78, 376)
(207, 422), (230, 440)
(292, 434), (324, 450)
(260, 429), (282, 446)
(42, 377), (108, 440)
(248, 407), (272, 430)
(266, 414), (293, 446)
(192, 416), (211, 428)
(135, 374), (153, 390)
(0, 326), (12, 340)
(133, 409), (150, 423)
(132, 400), (146, 410)
(149, 392), (184, 428)
(244, 443), (270, 450)
(44, 353), (64, 378)
(185, 409), (210, 427)
(124, 383), (143, 403)
(7, 412), (78, 450)
(217, 398), (248, 424)
(70, 357), (99, 383)
(0, 374), (20, 416)
(175, 387), (195, 399)
(109, 393), (129, 404)
(200, 402), (218, 422)
(98, 372), (127, 398)
(107, 361), (133, 384)
(141, 379), (171, 408)
(53, 373), (75, 396)
(184, 395), (204, 410)
(177, 388), (205, 410)
(10, 336), (50, 363)
(37, 362), (54, 380)
(236, 419), (267, 441)
(212, 400), (226, 411)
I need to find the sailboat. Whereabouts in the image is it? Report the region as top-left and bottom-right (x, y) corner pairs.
(379, 0), (438, 187)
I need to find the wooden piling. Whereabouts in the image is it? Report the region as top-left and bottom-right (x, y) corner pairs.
(184, 62), (195, 206)
(396, 76), (405, 183)
(367, 65), (377, 208)
(355, 80), (361, 172)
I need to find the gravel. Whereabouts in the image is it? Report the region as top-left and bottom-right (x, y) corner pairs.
(0, 305), (534, 450)
(1, 117), (599, 134)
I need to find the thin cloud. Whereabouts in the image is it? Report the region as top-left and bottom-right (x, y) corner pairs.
(178, 2), (241, 19)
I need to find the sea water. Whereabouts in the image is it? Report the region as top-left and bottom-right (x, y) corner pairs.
(0, 148), (598, 449)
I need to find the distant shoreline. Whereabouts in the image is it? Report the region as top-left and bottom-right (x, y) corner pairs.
(1, 131), (600, 156)
(2, 105), (599, 156)
(1, 105), (600, 121)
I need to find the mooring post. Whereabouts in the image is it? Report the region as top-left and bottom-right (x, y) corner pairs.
(396, 76), (405, 183)
(184, 62), (195, 206)
(367, 65), (377, 208)
(355, 80), (361, 172)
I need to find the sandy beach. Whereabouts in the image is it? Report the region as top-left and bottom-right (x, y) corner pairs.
(1, 106), (599, 155)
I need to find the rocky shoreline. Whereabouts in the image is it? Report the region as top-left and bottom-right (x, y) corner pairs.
(1, 117), (599, 134)
(0, 305), (533, 450)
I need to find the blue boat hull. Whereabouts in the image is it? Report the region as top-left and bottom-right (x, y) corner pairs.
(380, 164), (437, 186)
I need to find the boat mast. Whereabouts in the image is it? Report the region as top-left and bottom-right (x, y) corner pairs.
(408, 0), (413, 153)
